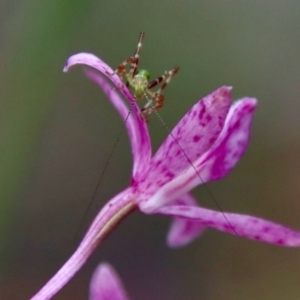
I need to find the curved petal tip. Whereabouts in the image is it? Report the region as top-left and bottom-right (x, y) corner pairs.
(90, 263), (129, 300)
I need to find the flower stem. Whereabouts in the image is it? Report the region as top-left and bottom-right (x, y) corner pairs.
(31, 190), (136, 300)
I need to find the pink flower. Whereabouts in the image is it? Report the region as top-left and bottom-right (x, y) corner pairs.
(90, 263), (128, 300)
(31, 53), (300, 300)
(90, 263), (129, 300)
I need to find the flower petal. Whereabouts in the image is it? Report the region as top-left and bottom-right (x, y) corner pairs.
(158, 205), (300, 247)
(140, 98), (256, 213)
(152, 86), (232, 175)
(166, 193), (206, 247)
(134, 87), (232, 195)
(85, 69), (151, 176)
(90, 263), (129, 300)
(199, 98), (257, 181)
(64, 53), (139, 113)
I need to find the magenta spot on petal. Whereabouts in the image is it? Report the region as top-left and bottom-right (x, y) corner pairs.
(232, 151), (240, 158)
(169, 141), (175, 149)
(199, 105), (206, 120)
(276, 239), (284, 245)
(156, 180), (164, 187)
(206, 114), (212, 122)
(223, 224), (232, 231)
(218, 116), (224, 127)
(130, 178), (137, 186)
(156, 160), (162, 166)
(263, 227), (270, 233)
(165, 172), (174, 179)
(254, 235), (261, 240)
(232, 119), (241, 131)
(162, 166), (168, 173)
(175, 149), (181, 157)
(205, 220), (214, 225)
(176, 127), (183, 137)
(176, 200), (185, 205)
(193, 135), (201, 142)
(209, 137), (215, 144)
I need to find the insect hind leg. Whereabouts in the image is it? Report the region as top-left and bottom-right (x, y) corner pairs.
(141, 66), (179, 116)
(141, 90), (164, 117)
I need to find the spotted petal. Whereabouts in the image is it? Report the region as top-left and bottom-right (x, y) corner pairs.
(158, 205), (300, 246)
(64, 53), (151, 175)
(150, 86), (232, 175)
(90, 263), (129, 300)
(140, 98), (256, 213)
(135, 86), (232, 197)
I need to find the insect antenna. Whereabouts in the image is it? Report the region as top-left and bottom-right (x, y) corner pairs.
(143, 92), (240, 237)
(73, 104), (133, 244)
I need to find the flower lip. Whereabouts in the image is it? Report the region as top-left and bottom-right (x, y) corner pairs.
(158, 204), (300, 247)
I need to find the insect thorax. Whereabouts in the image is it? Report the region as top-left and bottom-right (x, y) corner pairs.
(130, 74), (149, 98)
(128, 69), (150, 98)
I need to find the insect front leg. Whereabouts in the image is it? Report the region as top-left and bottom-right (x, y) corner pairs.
(141, 67), (179, 116)
(114, 57), (137, 85)
(114, 32), (145, 85)
(129, 32), (144, 78)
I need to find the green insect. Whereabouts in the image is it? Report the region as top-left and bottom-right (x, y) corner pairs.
(115, 32), (179, 117)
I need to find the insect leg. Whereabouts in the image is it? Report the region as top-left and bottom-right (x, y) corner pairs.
(114, 33), (145, 86)
(129, 32), (145, 78)
(114, 57), (137, 84)
(141, 66), (179, 116)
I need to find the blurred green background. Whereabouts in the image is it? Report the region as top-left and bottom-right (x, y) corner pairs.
(1, 1), (300, 299)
